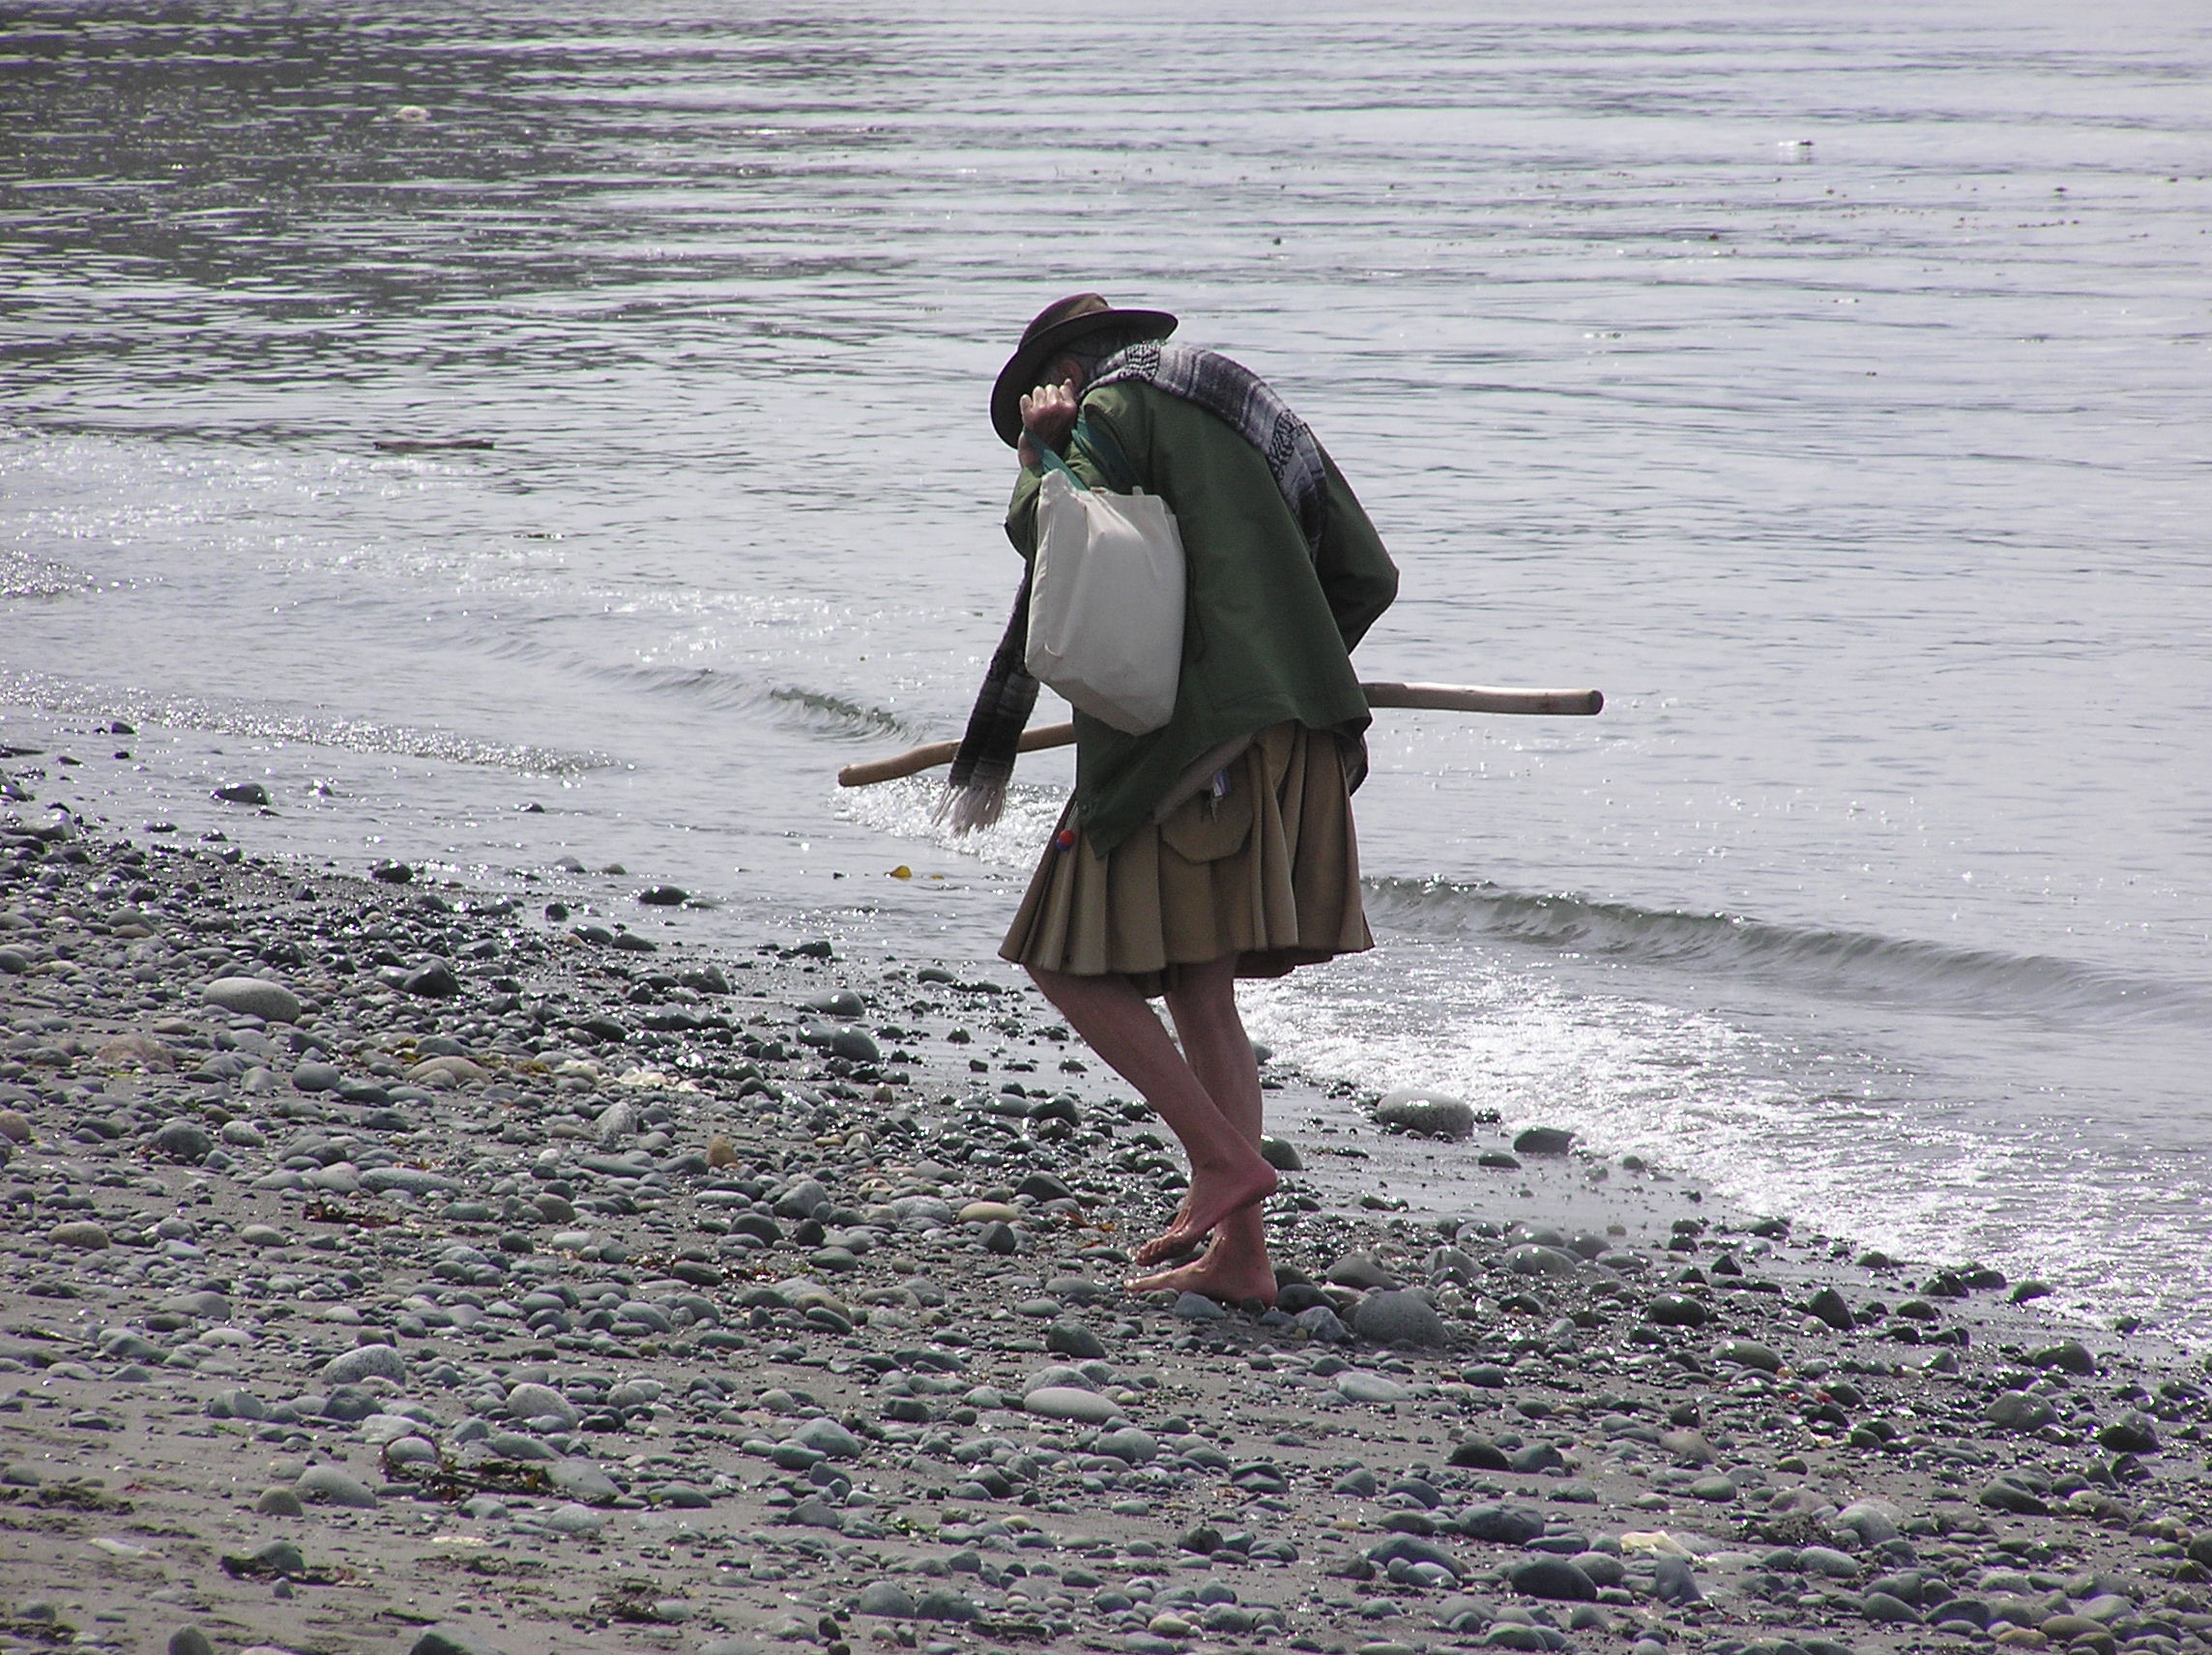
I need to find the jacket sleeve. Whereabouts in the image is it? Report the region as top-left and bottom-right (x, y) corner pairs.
(1314, 449), (1398, 653)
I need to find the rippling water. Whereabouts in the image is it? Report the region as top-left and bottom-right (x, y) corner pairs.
(5, 3), (2209, 1339)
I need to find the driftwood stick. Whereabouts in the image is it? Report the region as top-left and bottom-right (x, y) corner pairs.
(836, 682), (1603, 788)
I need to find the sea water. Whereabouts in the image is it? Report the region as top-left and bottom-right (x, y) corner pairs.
(4, 3), (2208, 1339)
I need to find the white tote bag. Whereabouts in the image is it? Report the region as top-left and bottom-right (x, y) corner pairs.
(1025, 442), (1186, 736)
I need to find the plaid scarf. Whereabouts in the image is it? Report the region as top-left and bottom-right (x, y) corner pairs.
(941, 345), (1325, 833)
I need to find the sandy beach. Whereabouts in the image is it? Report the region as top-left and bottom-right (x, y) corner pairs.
(0, 806), (2207, 1655)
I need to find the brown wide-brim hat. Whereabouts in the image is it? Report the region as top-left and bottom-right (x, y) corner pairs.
(990, 292), (1178, 447)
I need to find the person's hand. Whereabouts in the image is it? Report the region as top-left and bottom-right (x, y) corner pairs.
(1017, 376), (1080, 466)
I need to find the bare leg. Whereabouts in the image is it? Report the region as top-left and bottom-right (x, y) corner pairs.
(1025, 961), (1277, 1286)
(1122, 956), (1278, 1303)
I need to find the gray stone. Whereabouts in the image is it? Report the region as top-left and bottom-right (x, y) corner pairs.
(322, 1344), (406, 1385)
(1650, 1556), (1702, 1605)
(207, 1387), (264, 1421)
(1505, 1244), (1582, 1278)
(295, 1465), (379, 1509)
(1713, 1337), (1784, 1374)
(485, 1432), (556, 1462)
(1373, 1089), (1477, 1141)
(1336, 1370), (1412, 1405)
(1508, 1557), (1596, 1602)
(1325, 1253), (1399, 1291)
(1047, 1320), (1108, 1358)
(1458, 1503), (1546, 1544)
(549, 1459), (622, 1503)
(386, 1436), (438, 1466)
(914, 1586), (982, 1622)
(168, 1630), (216, 1655)
(1171, 1292), (1226, 1321)
(772, 1178), (829, 1219)
(1862, 1591), (1921, 1625)
(1093, 1427), (1158, 1465)
(1978, 1479), (2049, 1516)
(1257, 1135), (1303, 1172)
(1799, 1545), (1860, 1580)
(1022, 1386), (1122, 1425)
(1646, 1293), (1709, 1328)
(203, 975), (301, 1023)
(1351, 1289), (1451, 1348)
(2097, 1411), (2159, 1453)
(2028, 1339), (2098, 1375)
(544, 1501), (607, 1535)
(1986, 1390), (2057, 1432)
(409, 1629), (509, 1655)
(1512, 1125), (1576, 1156)
(1366, 1533), (1464, 1579)
(855, 1581), (917, 1617)
(790, 1416), (863, 1459)
(150, 1118), (213, 1164)
(360, 1166), (458, 1195)
(1833, 1499), (1899, 1544)
(1807, 1287), (1856, 1329)
(293, 1060), (341, 1092)
(403, 961), (460, 999)
(1295, 1304), (1351, 1343)
(255, 1487), (306, 1517)
(505, 1381), (579, 1430)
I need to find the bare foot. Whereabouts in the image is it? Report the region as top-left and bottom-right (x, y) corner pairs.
(1131, 1158), (1277, 1267)
(1125, 1249), (1279, 1308)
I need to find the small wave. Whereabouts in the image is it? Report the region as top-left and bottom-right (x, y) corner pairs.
(764, 685), (909, 740)
(0, 671), (609, 775)
(0, 550), (95, 601)
(1365, 877), (2212, 1028)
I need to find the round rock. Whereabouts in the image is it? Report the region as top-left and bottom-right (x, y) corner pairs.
(1021, 1385), (1121, 1426)
(1508, 1556), (1596, 1602)
(855, 1581), (917, 1617)
(1512, 1125), (1576, 1156)
(1350, 1289), (1450, 1348)
(295, 1465), (379, 1509)
(203, 976), (302, 1023)
(1373, 1089), (1476, 1141)
(322, 1345), (406, 1386)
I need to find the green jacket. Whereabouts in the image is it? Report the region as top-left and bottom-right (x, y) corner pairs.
(1006, 379), (1398, 855)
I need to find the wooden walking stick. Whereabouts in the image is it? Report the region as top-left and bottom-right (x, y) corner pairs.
(836, 682), (1602, 788)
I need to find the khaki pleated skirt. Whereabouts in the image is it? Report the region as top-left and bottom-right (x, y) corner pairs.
(999, 721), (1372, 998)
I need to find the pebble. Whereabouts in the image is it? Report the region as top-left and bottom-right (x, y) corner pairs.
(150, 1118), (214, 1164)
(1022, 1385), (1122, 1425)
(855, 1581), (917, 1616)
(1372, 1089), (1477, 1140)
(202, 974), (302, 1023)
(295, 1465), (379, 1508)
(1999, 1389), (2061, 1424)
(1336, 1370), (1412, 1405)
(1512, 1125), (1576, 1155)
(1046, 1320), (1108, 1358)
(1325, 1253), (1399, 1291)
(50, 1220), (110, 1251)
(323, 1345), (407, 1385)
(1350, 1289), (1450, 1347)
(1508, 1556), (1596, 1601)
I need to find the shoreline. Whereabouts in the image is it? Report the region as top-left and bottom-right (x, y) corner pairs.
(3, 812), (2211, 1655)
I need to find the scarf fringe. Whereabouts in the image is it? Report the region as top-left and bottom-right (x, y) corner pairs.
(934, 779), (1009, 835)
